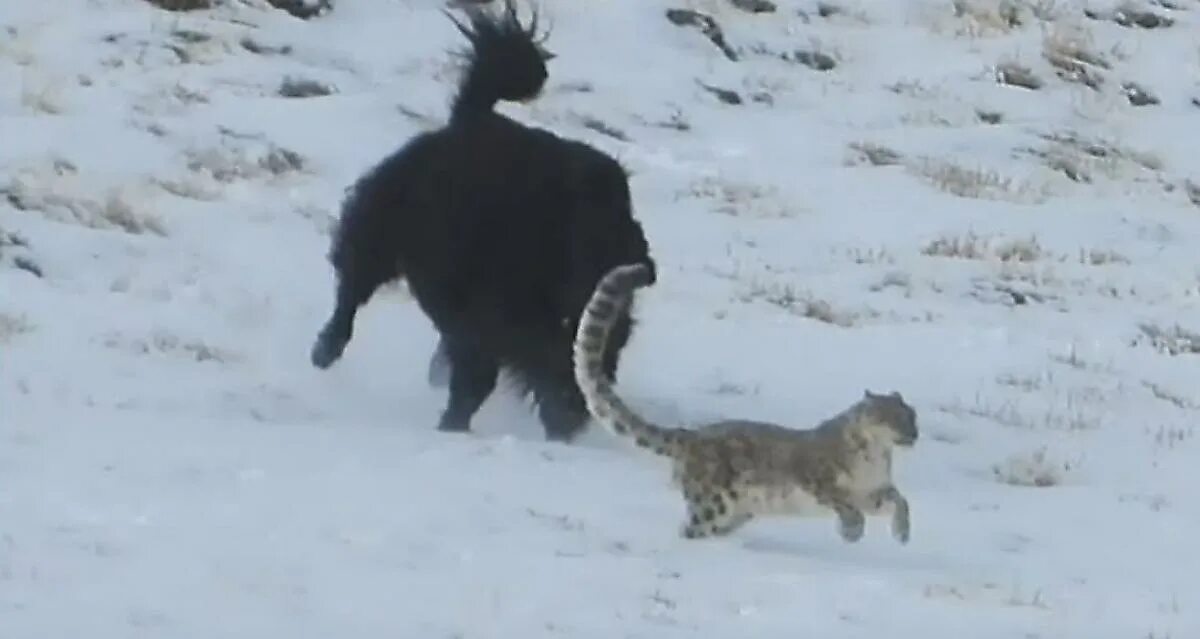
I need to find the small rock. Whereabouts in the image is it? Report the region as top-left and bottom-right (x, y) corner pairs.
(1122, 81), (1159, 106)
(143, 0), (213, 11)
(279, 77), (334, 98)
(266, 0), (332, 19)
(697, 82), (743, 105)
(976, 109), (1003, 124)
(1114, 7), (1173, 28)
(793, 49), (836, 71)
(730, 0), (776, 13)
(995, 62), (1042, 90)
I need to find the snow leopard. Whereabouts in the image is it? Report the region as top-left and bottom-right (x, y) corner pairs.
(572, 263), (918, 542)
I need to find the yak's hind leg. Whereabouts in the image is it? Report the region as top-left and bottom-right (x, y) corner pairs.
(312, 266), (397, 369)
(531, 345), (591, 442)
(311, 189), (404, 369)
(427, 337), (451, 388)
(436, 336), (500, 434)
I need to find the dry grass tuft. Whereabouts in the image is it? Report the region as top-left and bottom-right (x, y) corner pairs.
(1184, 180), (1200, 207)
(99, 330), (240, 364)
(1020, 131), (1163, 185)
(907, 158), (1051, 203)
(737, 281), (873, 327)
(1142, 380), (1199, 411)
(677, 174), (803, 218)
(846, 141), (904, 167)
(1042, 25), (1110, 90)
(182, 136), (307, 186)
(940, 0), (1029, 37)
(995, 60), (1043, 90)
(3, 163), (167, 236)
(1133, 323), (1200, 356)
(1148, 423), (1194, 451)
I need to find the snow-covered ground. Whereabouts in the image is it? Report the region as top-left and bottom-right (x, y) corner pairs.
(2, 0), (1198, 636)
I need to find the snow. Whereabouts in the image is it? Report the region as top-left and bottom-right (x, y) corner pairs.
(1, 0), (1197, 636)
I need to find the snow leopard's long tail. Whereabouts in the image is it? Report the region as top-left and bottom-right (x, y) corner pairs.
(572, 264), (692, 457)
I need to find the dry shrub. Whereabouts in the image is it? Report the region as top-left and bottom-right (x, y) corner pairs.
(3, 163), (167, 236)
(907, 158), (1051, 204)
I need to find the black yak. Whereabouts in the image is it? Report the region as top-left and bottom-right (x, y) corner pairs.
(310, 0), (657, 442)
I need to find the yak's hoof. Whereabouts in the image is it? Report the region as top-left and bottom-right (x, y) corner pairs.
(310, 331), (348, 369)
(437, 418), (471, 434)
(543, 421), (588, 444)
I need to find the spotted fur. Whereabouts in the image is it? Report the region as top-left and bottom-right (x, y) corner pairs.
(572, 264), (919, 542)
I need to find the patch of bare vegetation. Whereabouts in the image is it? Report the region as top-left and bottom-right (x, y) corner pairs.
(845, 141), (904, 167)
(1142, 380), (1199, 410)
(976, 109), (1004, 124)
(99, 330), (240, 364)
(843, 246), (897, 265)
(1020, 131), (1163, 185)
(939, 393), (1030, 428)
(279, 76), (335, 98)
(802, 1), (872, 25)
(1085, 2), (1174, 29)
(1042, 25), (1110, 90)
(926, 0), (1063, 35)
(941, 386), (1105, 432)
(941, 0), (1027, 36)
(730, 0), (776, 13)
(574, 113), (631, 142)
(664, 8), (738, 61)
(0, 230), (43, 277)
(240, 37), (294, 57)
(992, 447), (1077, 487)
(144, 0), (214, 11)
(676, 174), (803, 218)
(737, 281), (875, 327)
(176, 130), (308, 189)
(995, 60), (1043, 90)
(639, 106), (691, 132)
(885, 79), (939, 100)
(908, 158), (1051, 203)
(921, 232), (1130, 274)
(2, 161), (167, 236)
(0, 312), (35, 344)
(1120, 81), (1159, 106)
(787, 41), (839, 72)
(1183, 180), (1200, 207)
(1148, 423), (1194, 451)
(163, 28), (237, 65)
(996, 371), (1050, 392)
(265, 0), (332, 20)
(1049, 345), (1115, 374)
(1133, 323), (1200, 356)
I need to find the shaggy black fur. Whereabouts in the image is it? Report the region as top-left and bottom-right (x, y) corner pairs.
(310, 0), (657, 442)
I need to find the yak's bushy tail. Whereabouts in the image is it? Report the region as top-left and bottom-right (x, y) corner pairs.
(444, 0), (552, 121)
(572, 264), (691, 457)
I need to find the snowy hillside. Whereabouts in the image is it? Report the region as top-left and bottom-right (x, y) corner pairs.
(2, 0), (1198, 636)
